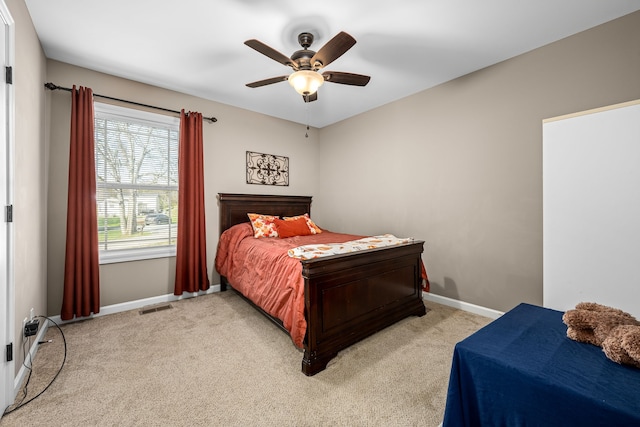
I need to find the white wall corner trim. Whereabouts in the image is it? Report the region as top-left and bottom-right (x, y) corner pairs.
(1, 0), (16, 412)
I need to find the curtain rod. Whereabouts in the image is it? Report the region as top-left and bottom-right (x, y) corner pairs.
(44, 82), (217, 123)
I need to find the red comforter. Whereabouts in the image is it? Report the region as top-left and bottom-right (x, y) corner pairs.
(214, 223), (364, 348)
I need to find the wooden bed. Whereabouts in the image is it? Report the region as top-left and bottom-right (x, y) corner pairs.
(217, 193), (427, 376)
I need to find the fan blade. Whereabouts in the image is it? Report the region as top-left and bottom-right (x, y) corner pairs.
(244, 39), (297, 69)
(322, 71), (370, 86)
(310, 32), (356, 69)
(246, 76), (289, 88)
(303, 92), (318, 103)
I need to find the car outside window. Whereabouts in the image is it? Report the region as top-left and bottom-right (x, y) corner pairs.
(94, 102), (179, 264)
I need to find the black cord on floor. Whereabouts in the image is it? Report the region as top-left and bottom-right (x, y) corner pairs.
(3, 316), (67, 416)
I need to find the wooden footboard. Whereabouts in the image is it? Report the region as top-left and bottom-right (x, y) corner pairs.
(301, 241), (426, 375)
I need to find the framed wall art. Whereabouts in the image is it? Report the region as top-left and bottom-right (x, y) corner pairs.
(246, 151), (289, 186)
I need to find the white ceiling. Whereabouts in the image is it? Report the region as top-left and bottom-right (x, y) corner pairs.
(25, 0), (640, 128)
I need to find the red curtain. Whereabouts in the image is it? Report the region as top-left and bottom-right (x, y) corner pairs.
(174, 110), (210, 294)
(61, 86), (100, 320)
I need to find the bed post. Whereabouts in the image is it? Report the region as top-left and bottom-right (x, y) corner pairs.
(299, 242), (426, 376)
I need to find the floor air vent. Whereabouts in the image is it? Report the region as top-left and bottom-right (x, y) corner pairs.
(139, 304), (172, 315)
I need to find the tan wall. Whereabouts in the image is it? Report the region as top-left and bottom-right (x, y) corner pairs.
(316, 11), (640, 313)
(39, 10), (640, 317)
(7, 0), (48, 374)
(45, 60), (319, 315)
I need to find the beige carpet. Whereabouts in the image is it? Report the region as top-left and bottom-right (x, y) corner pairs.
(1, 292), (491, 426)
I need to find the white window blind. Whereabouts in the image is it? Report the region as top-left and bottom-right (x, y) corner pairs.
(94, 102), (180, 264)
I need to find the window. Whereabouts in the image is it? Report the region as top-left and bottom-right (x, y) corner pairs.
(94, 102), (179, 264)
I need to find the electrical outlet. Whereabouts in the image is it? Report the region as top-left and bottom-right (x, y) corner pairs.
(22, 318), (29, 338)
(24, 319), (39, 337)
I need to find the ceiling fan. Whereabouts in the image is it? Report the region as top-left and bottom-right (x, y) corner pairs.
(244, 31), (371, 102)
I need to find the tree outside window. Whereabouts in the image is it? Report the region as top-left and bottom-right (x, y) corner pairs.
(94, 103), (179, 263)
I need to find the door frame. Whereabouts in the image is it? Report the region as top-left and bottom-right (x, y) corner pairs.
(0, 0), (15, 413)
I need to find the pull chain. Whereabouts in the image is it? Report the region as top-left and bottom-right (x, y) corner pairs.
(305, 100), (310, 138)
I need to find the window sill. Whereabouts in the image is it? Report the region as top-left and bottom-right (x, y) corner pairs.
(99, 246), (176, 264)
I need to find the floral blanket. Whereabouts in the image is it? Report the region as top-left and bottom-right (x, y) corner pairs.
(288, 234), (415, 260)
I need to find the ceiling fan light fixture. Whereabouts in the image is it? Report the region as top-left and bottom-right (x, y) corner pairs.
(288, 70), (324, 95)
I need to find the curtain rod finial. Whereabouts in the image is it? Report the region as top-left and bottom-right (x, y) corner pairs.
(44, 82), (58, 90)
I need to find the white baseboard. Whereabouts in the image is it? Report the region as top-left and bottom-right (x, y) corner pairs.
(47, 287), (498, 327)
(13, 320), (50, 397)
(422, 292), (503, 319)
(47, 284), (221, 326)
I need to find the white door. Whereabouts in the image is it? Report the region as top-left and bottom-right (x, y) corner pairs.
(0, 0), (14, 412)
(543, 100), (640, 317)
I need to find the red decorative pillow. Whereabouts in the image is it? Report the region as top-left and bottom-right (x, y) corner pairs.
(274, 217), (313, 238)
(283, 213), (322, 234)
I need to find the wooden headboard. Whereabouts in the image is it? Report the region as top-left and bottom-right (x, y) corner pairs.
(218, 193), (313, 234)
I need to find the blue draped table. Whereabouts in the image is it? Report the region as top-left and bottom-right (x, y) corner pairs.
(443, 303), (640, 426)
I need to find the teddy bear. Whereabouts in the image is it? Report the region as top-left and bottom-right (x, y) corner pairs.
(602, 325), (640, 369)
(562, 302), (640, 369)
